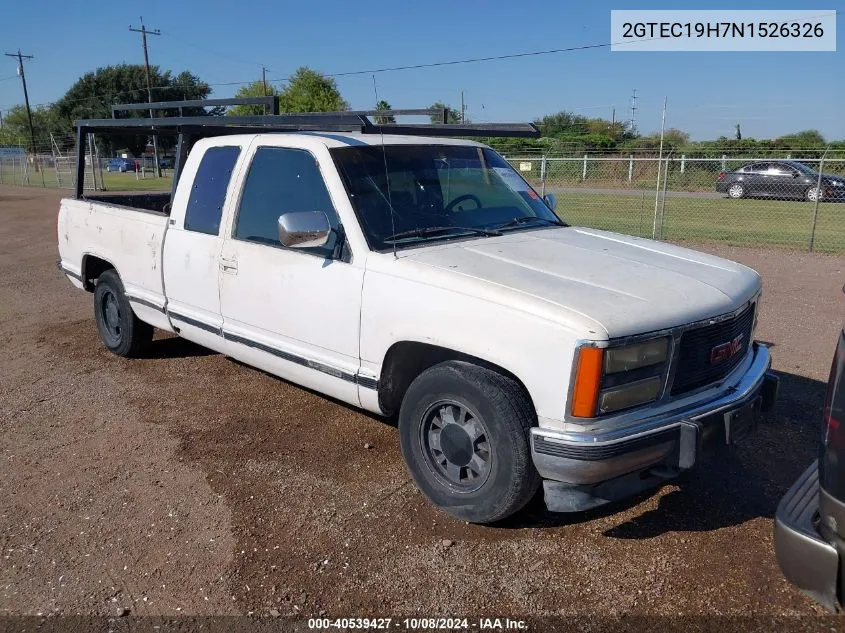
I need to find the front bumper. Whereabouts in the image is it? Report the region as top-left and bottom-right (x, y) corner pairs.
(532, 342), (778, 511)
(775, 461), (840, 612)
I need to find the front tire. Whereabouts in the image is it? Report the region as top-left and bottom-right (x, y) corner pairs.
(727, 183), (745, 199)
(398, 361), (540, 523)
(93, 269), (153, 357)
(806, 186), (822, 202)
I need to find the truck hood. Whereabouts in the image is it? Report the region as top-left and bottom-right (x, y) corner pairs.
(398, 227), (761, 338)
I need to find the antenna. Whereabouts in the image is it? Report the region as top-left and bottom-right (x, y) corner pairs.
(373, 75), (397, 259)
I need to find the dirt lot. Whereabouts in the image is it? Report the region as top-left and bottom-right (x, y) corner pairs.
(1, 185), (844, 625)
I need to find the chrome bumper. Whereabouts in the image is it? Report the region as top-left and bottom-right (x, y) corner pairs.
(532, 343), (778, 510)
(775, 461), (839, 612)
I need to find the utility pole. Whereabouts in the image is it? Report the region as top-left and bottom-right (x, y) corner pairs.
(460, 91), (466, 123)
(629, 88), (638, 135)
(262, 65), (268, 114)
(4, 50), (36, 163)
(129, 18), (162, 177)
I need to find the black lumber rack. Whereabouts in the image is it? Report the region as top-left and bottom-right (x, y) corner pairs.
(74, 103), (540, 198)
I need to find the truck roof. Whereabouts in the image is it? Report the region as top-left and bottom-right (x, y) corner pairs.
(203, 132), (487, 150)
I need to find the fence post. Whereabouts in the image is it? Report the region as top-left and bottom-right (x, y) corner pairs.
(658, 153), (672, 240)
(628, 155), (633, 183)
(680, 154), (685, 174)
(540, 154), (547, 197)
(88, 134), (97, 191)
(721, 154), (726, 171)
(808, 146), (830, 252)
(582, 154), (588, 182)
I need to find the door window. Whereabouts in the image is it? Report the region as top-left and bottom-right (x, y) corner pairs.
(234, 147), (340, 258)
(768, 164), (794, 177)
(184, 146), (241, 235)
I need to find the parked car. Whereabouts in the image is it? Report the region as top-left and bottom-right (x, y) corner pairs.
(775, 325), (845, 611)
(58, 126), (779, 523)
(715, 160), (845, 201)
(106, 158), (135, 173)
(158, 156), (175, 169)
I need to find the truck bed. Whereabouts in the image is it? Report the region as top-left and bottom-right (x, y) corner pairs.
(83, 192), (172, 214)
(57, 196), (169, 327)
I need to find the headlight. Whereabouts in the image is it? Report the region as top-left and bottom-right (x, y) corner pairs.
(604, 338), (669, 373)
(571, 337), (671, 418)
(598, 376), (663, 414)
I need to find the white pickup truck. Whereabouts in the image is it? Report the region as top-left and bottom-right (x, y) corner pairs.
(58, 121), (779, 523)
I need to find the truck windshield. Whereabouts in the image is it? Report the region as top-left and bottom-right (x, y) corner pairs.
(331, 144), (563, 251)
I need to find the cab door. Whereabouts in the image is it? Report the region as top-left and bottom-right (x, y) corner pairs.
(218, 142), (364, 406)
(162, 142), (244, 353)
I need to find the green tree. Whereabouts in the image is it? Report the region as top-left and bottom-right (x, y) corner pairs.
(529, 110), (635, 152)
(774, 129), (826, 149)
(374, 99), (395, 124)
(0, 104), (63, 149)
(429, 101), (462, 124)
(228, 80), (280, 116)
(52, 64), (213, 154)
(278, 67), (348, 113)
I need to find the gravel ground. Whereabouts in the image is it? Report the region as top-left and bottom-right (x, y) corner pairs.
(1, 185), (844, 626)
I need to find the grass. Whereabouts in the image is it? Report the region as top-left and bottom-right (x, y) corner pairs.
(2, 166), (841, 253)
(0, 167), (173, 192)
(556, 191), (844, 253)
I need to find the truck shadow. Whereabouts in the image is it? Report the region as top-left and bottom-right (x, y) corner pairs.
(500, 370), (827, 536)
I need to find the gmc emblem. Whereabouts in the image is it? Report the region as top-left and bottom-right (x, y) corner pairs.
(710, 334), (744, 364)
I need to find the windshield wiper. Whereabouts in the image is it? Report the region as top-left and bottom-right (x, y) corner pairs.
(496, 216), (566, 230)
(384, 226), (502, 244)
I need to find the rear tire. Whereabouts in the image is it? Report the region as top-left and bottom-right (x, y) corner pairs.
(93, 269), (153, 358)
(806, 186), (821, 202)
(398, 361), (540, 523)
(727, 183), (745, 199)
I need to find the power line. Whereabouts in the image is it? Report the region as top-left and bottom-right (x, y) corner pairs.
(324, 41), (619, 78)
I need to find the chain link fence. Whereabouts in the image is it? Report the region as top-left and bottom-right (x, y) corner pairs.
(2, 136), (843, 253)
(504, 148), (845, 253)
(0, 133), (172, 192)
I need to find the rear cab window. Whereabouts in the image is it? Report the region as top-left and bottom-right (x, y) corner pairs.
(183, 146), (242, 235)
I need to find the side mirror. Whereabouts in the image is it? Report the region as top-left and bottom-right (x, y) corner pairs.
(543, 193), (558, 211)
(277, 211), (331, 248)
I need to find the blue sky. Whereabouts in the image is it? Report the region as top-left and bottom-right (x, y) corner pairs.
(0, 1), (841, 140)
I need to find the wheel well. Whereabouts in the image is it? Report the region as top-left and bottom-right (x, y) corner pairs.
(80, 255), (115, 291)
(377, 341), (534, 417)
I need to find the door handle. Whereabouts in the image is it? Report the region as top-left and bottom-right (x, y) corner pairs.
(220, 258), (238, 273)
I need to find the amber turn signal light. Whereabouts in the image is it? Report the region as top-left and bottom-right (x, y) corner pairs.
(571, 347), (603, 418)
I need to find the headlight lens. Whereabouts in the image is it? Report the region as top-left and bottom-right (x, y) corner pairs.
(598, 376), (664, 414)
(571, 337), (671, 417)
(604, 338), (669, 373)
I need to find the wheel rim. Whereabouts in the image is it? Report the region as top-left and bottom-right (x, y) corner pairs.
(728, 184), (743, 198)
(419, 401), (492, 493)
(100, 289), (122, 341)
(807, 187), (819, 201)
